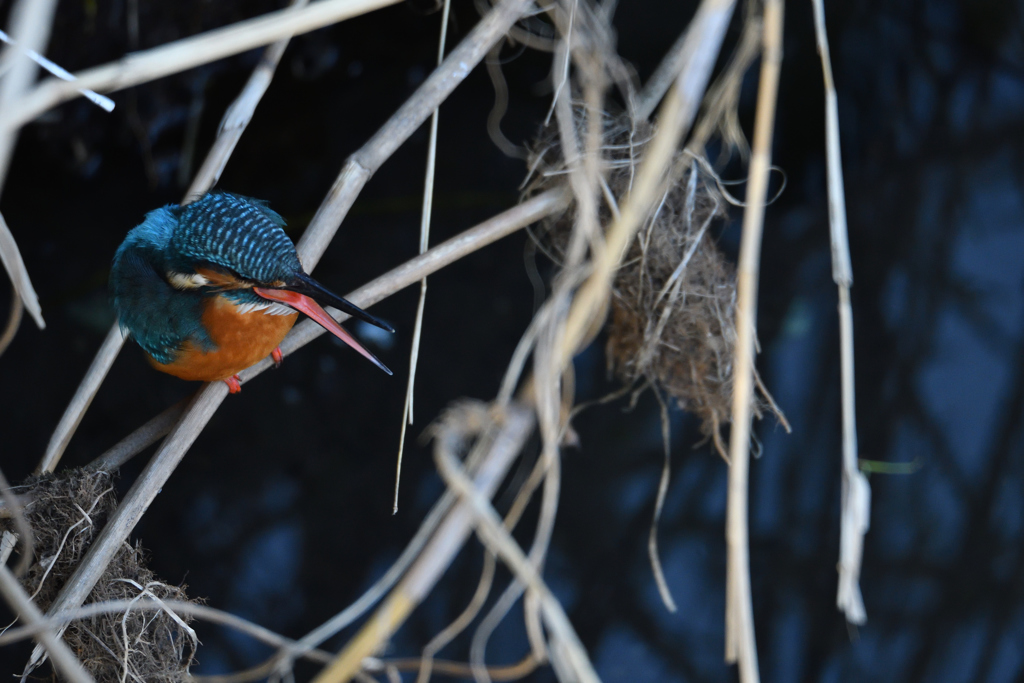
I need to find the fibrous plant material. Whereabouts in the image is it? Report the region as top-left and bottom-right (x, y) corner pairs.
(0, 469), (197, 682)
(525, 116), (784, 457)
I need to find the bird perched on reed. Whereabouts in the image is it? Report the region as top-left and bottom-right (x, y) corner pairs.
(110, 192), (392, 393)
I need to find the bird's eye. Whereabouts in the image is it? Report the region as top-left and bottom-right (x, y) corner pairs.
(167, 271), (210, 289)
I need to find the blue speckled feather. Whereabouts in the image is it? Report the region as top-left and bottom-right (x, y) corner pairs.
(111, 192), (300, 363)
(166, 193), (300, 282)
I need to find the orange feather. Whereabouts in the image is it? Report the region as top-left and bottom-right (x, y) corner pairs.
(152, 294), (297, 381)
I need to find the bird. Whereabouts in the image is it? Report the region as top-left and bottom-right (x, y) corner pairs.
(110, 191), (393, 393)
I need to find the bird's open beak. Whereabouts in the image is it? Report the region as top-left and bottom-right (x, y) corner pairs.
(253, 275), (393, 375)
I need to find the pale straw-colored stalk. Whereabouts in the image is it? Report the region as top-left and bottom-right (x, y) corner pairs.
(0, 0), (56, 333)
(724, 2), (783, 682)
(394, 0), (453, 514)
(810, 0), (869, 626)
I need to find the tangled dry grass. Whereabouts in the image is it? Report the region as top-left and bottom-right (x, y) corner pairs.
(525, 115), (786, 458)
(1, 470), (197, 681)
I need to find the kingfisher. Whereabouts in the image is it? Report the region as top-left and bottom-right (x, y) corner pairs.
(110, 192), (393, 393)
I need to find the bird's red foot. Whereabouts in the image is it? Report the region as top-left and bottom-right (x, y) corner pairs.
(271, 346), (284, 368)
(223, 375), (242, 394)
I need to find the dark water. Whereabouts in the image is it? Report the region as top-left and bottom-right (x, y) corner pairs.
(1, 0), (1022, 681)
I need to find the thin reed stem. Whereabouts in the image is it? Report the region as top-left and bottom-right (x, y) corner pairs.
(724, 1), (783, 681)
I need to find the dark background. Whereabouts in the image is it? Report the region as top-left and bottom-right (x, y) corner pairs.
(1, 0), (1022, 681)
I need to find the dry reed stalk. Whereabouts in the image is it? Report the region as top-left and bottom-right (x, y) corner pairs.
(0, 0), (57, 192)
(810, 0), (869, 626)
(0, 211), (43, 332)
(0, 564), (94, 683)
(0, 0), (403, 134)
(468, 444), (559, 678)
(724, 1), (783, 682)
(386, 654), (538, 681)
(395, 0), (453, 513)
(84, 398), (191, 473)
(37, 324), (124, 475)
(0, 0), (55, 335)
(687, 13), (761, 157)
(30, 188), (568, 675)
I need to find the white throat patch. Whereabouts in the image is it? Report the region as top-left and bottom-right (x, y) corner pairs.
(233, 301), (295, 316)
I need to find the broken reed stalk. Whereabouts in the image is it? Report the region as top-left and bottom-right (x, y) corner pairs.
(635, 6), (708, 122)
(810, 0), (869, 626)
(31, 187), (568, 669)
(0, 0), (58, 193)
(0, 0), (403, 134)
(724, 1), (783, 682)
(0, 0), (55, 332)
(395, 0), (453, 513)
(0, 564), (94, 683)
(0, 211), (43, 330)
(39, 0), (535, 476)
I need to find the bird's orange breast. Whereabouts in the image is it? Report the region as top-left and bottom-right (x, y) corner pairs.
(152, 295), (298, 382)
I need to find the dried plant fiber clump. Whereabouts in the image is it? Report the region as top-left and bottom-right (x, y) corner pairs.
(525, 115), (784, 457)
(1, 469), (197, 682)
